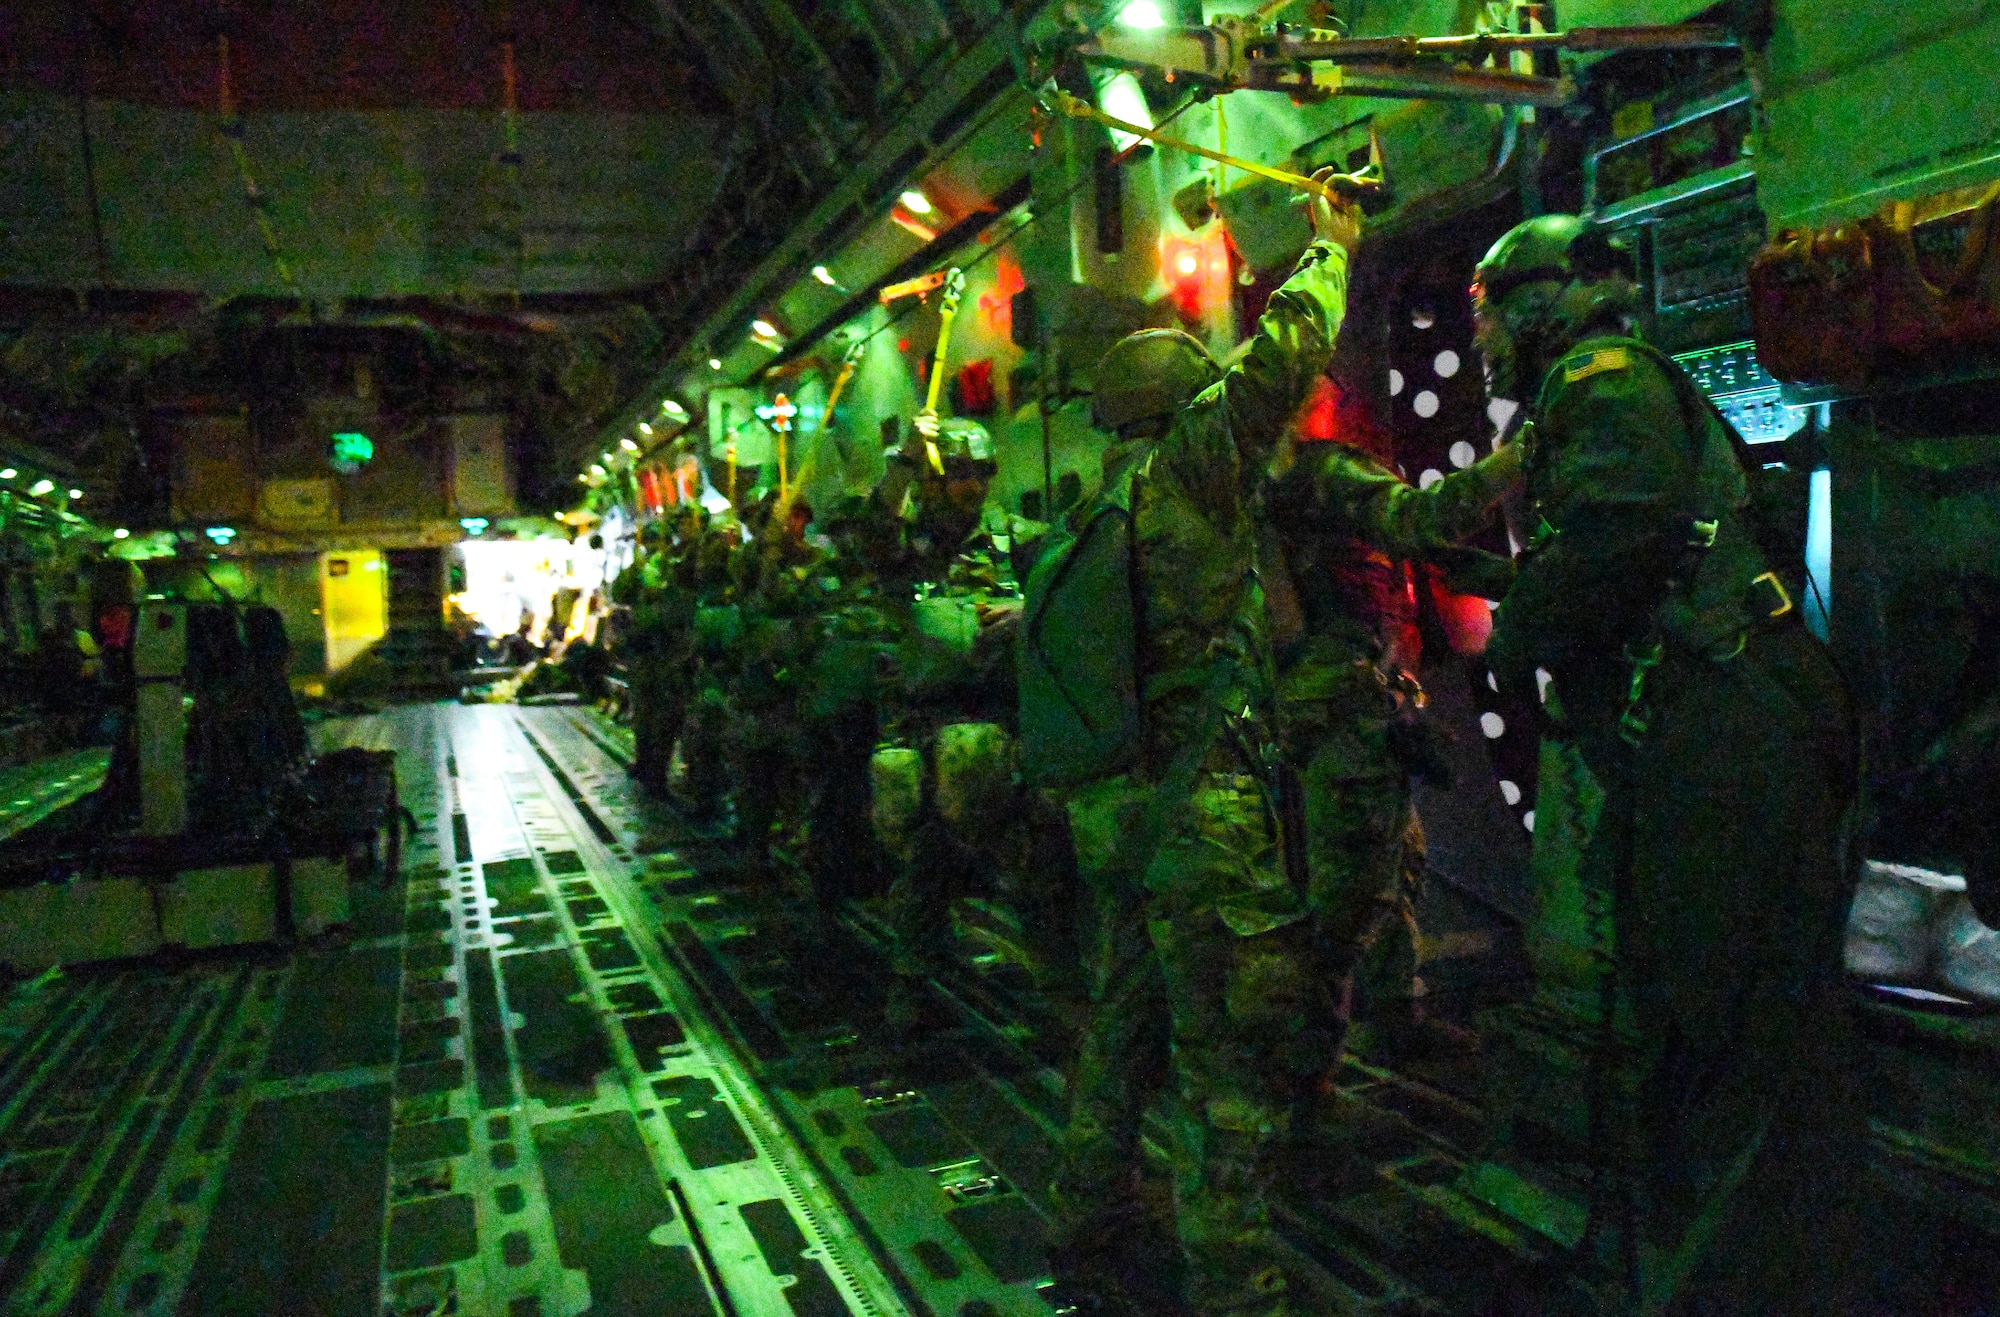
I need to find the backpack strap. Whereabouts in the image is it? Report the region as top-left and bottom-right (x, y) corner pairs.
(1080, 443), (1241, 894)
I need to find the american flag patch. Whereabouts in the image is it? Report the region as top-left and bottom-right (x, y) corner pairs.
(1563, 347), (1631, 383)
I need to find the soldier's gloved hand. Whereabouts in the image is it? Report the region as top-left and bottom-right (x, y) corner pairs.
(1482, 437), (1527, 496)
(974, 598), (1021, 630)
(1305, 167), (1365, 254)
(893, 410), (935, 463)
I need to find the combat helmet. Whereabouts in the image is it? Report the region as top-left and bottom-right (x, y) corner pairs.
(1471, 214), (1637, 399)
(1092, 329), (1220, 431)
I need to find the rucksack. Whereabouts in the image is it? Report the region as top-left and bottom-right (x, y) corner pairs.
(1016, 454), (1149, 790)
(1641, 340), (1811, 586)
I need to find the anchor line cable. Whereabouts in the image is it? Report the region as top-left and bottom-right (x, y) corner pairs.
(794, 90), (1210, 375)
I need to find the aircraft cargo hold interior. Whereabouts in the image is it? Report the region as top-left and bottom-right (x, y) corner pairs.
(2, 2), (2000, 1315)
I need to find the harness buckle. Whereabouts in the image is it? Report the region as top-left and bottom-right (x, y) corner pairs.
(1750, 571), (1794, 619)
(1617, 641), (1664, 747)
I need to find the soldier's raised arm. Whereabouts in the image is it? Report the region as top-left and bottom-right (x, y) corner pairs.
(1312, 441), (1522, 563)
(1160, 169), (1364, 505)
(872, 415), (925, 517)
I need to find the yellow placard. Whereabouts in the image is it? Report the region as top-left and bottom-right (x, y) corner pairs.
(321, 550), (387, 673)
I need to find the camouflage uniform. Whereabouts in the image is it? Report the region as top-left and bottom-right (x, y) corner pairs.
(1053, 239), (1352, 1317)
(621, 526), (699, 797)
(1486, 328), (1863, 1313)
(1266, 442), (1519, 1038)
(720, 505), (826, 876)
(676, 521), (741, 819)
(793, 498), (899, 906)
(854, 429), (1026, 999)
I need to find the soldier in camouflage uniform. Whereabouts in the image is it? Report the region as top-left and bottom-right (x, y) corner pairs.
(676, 513), (743, 822)
(721, 493), (828, 882)
(1474, 214), (1863, 1314)
(619, 507), (704, 797)
(1048, 169), (1366, 1317)
(609, 525), (666, 790)
(854, 416), (1030, 1017)
(791, 495), (901, 907)
(1264, 423), (1521, 1060)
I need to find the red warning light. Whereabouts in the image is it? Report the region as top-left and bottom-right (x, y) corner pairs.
(1162, 238), (1208, 319)
(1162, 232), (1231, 323)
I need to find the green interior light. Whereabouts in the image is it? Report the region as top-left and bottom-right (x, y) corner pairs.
(330, 431), (375, 474)
(1119, 0), (1165, 28)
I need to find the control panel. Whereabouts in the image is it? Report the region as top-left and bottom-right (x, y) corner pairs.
(1671, 340), (1810, 445)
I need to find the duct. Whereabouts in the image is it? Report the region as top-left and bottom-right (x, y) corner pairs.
(701, 0), (844, 168)
(634, 13), (1035, 407)
(748, 0), (856, 127)
(842, 0), (912, 85)
(651, 0), (794, 163)
(1364, 104), (1521, 248)
(756, 173), (1034, 379)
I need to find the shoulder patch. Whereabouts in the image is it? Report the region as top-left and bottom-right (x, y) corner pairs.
(1562, 346), (1632, 384)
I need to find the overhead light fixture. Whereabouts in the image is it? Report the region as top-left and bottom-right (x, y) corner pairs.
(708, 358), (723, 370)
(589, 464), (607, 477)
(1119, 0), (1166, 28)
(458, 516), (489, 534)
(751, 319), (780, 339)
(0, 469), (15, 480)
(205, 526), (236, 544)
(662, 399), (687, 418)
(812, 265), (838, 286)
(28, 479), (54, 497)
(621, 438), (641, 452)
(1096, 70), (1155, 153)
(67, 488), (83, 500)
(899, 189), (933, 216)
(601, 451), (614, 464)
(113, 528), (130, 539)
(637, 422), (653, 436)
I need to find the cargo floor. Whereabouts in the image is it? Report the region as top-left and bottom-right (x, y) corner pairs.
(5, 702), (1997, 1316)
(0, 704), (912, 1317)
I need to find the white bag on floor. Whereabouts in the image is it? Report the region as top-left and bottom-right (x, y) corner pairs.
(1937, 901), (2000, 1005)
(1845, 860), (1960, 983)
(1844, 860), (2000, 1007)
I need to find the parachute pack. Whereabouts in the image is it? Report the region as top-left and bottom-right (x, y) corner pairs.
(1016, 455), (1149, 791)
